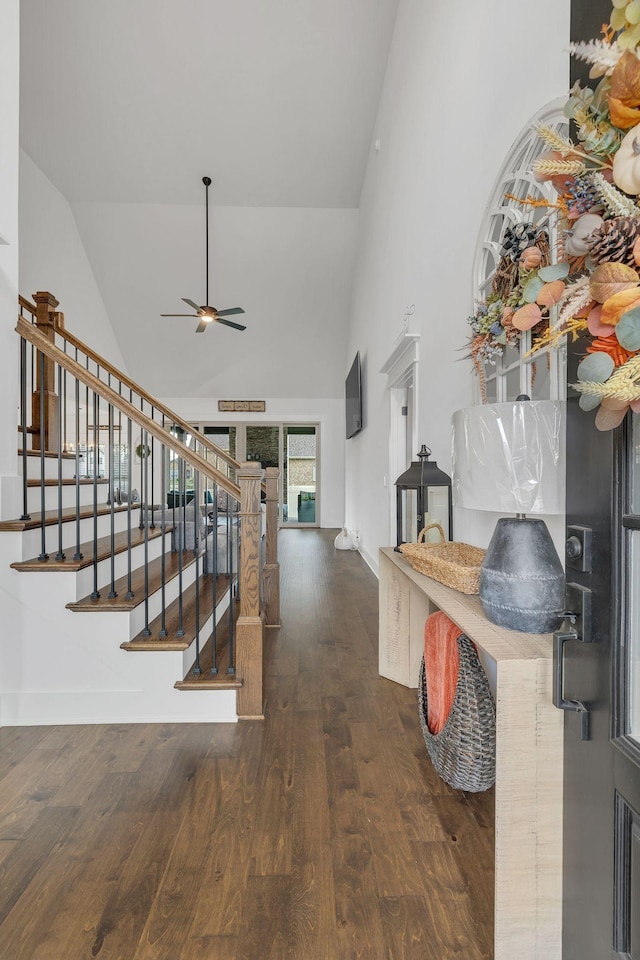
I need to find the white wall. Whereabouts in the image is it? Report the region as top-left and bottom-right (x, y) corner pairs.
(19, 150), (127, 371)
(345, 0), (571, 572)
(0, 0), (21, 522)
(0, 0), (20, 729)
(162, 396), (345, 528)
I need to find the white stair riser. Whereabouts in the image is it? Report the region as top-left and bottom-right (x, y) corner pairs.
(26, 481), (111, 513)
(19, 456), (78, 481)
(63, 548), (203, 637)
(71, 535), (170, 600)
(12, 533), (168, 598)
(182, 587), (232, 675)
(12, 539), (211, 635)
(19, 510), (146, 558)
(128, 555), (202, 636)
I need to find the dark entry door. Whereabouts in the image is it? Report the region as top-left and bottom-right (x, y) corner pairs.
(561, 7), (640, 956)
(563, 376), (640, 958)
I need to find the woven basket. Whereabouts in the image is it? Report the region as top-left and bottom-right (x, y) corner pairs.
(418, 634), (496, 793)
(399, 523), (486, 595)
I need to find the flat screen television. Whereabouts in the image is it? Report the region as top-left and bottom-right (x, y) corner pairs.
(345, 352), (362, 439)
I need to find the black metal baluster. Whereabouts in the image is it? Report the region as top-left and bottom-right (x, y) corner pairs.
(125, 412), (134, 600)
(210, 484), (219, 675)
(63, 362), (67, 456)
(38, 350), (48, 562)
(139, 399), (145, 529)
(106, 375), (112, 509)
(90, 390), (100, 599)
(142, 428), (150, 636)
(108, 403), (117, 598)
(84, 382), (89, 478)
(19, 337), (30, 521)
(159, 441), (168, 638)
(55, 362), (65, 561)
(227, 493), (235, 675)
(193, 469), (201, 674)
(150, 406), (155, 527)
(117, 407), (123, 504)
(73, 370), (83, 561)
(176, 457), (185, 638)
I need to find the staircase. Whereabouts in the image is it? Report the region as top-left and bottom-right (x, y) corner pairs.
(0, 292), (280, 726)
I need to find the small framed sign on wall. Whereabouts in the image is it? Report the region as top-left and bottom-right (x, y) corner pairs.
(218, 400), (266, 413)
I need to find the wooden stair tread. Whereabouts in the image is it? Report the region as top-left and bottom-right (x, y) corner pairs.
(26, 477), (110, 487)
(121, 573), (232, 650)
(18, 448), (76, 459)
(11, 524), (174, 572)
(0, 501), (140, 532)
(175, 607), (241, 690)
(66, 545), (200, 612)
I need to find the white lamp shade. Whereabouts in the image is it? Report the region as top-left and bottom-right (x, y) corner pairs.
(452, 400), (565, 515)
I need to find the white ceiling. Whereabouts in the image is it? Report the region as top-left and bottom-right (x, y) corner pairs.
(20, 0), (399, 208)
(18, 0), (399, 397)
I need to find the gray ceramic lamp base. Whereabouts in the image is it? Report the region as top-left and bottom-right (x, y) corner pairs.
(479, 517), (565, 634)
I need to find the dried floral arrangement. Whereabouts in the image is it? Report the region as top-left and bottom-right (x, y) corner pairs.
(468, 1), (640, 430)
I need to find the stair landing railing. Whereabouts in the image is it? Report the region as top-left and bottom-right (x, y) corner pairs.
(15, 292), (280, 719)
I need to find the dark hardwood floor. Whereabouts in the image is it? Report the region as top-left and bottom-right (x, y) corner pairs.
(0, 528), (494, 959)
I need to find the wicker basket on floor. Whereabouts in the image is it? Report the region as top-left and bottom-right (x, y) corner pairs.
(399, 523), (485, 595)
(418, 633), (496, 793)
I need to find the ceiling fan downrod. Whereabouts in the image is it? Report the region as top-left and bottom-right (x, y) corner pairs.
(203, 176), (211, 308)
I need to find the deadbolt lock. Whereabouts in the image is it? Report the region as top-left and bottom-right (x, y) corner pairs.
(565, 524), (592, 573)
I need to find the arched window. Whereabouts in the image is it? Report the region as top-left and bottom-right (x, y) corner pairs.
(472, 99), (568, 403)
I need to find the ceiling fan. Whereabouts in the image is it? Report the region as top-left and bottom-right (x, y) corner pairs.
(161, 176), (246, 333)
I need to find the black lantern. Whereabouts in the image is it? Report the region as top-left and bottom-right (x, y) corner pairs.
(395, 445), (452, 549)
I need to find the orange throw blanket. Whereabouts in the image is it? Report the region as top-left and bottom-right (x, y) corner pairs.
(424, 611), (461, 734)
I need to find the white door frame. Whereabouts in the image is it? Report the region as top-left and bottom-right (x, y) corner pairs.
(380, 333), (420, 545)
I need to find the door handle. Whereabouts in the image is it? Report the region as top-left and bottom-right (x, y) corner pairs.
(553, 622), (590, 740)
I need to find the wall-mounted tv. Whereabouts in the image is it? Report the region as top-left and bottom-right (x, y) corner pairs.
(345, 351), (362, 439)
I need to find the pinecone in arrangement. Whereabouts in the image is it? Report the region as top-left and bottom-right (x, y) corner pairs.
(491, 254), (518, 301)
(586, 217), (640, 267)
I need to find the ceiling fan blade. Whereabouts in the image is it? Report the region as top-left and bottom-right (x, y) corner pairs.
(217, 307), (245, 317)
(217, 317), (246, 331)
(160, 313), (198, 317)
(182, 298), (201, 311)
(195, 319), (210, 333)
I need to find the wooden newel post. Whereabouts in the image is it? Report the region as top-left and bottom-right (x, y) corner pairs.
(263, 467), (281, 628)
(236, 461), (265, 719)
(31, 291), (62, 452)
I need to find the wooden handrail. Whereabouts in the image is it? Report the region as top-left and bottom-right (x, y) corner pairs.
(16, 316), (241, 501)
(18, 295), (242, 478)
(19, 295), (37, 314)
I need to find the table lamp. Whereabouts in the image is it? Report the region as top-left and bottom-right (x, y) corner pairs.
(452, 399), (565, 633)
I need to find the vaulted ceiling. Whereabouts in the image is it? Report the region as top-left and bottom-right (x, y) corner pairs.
(19, 0), (400, 398)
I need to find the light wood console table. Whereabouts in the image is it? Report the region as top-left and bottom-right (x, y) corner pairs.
(378, 547), (563, 960)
